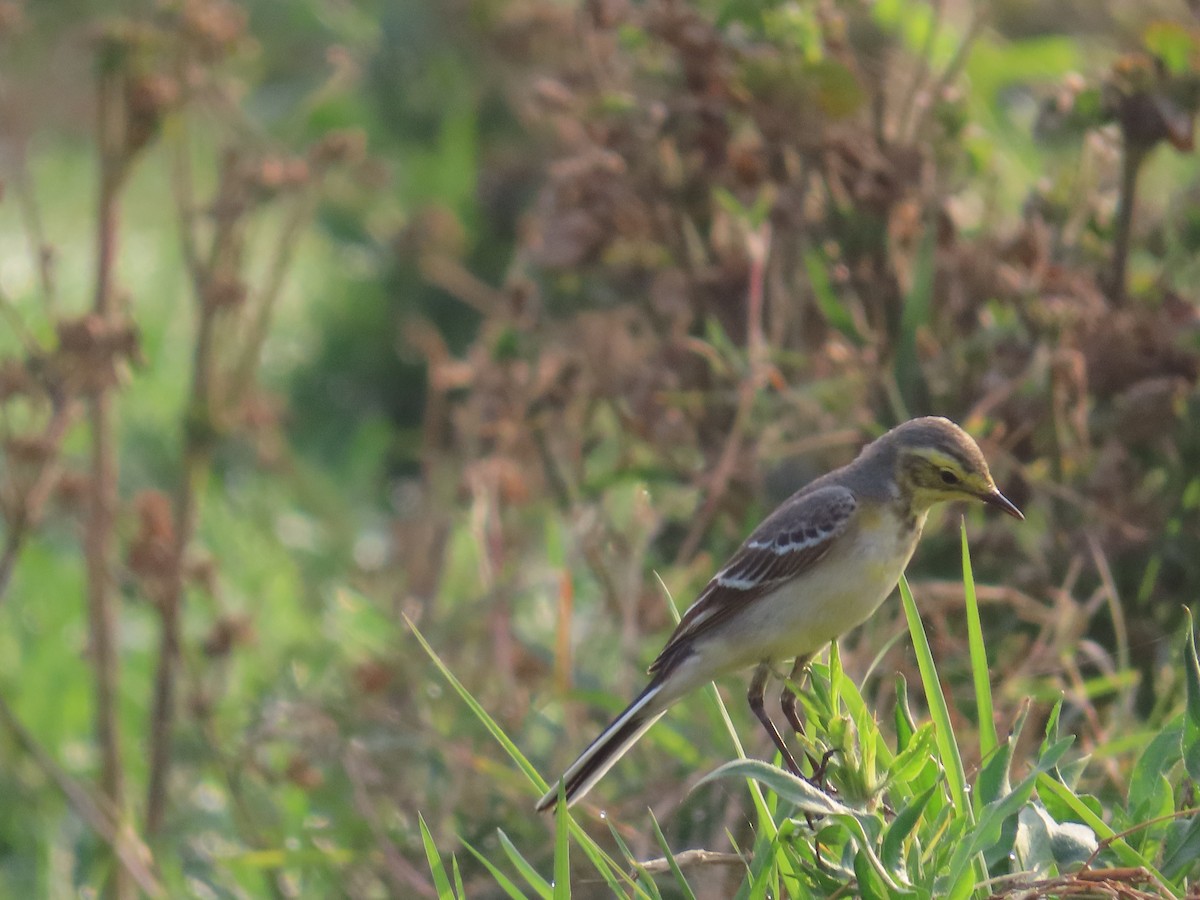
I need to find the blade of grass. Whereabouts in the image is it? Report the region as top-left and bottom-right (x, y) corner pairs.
(419, 813), (457, 900)
(960, 523), (997, 759)
(898, 576), (970, 818)
(460, 837), (528, 900)
(649, 811), (698, 900)
(898, 575), (987, 897)
(452, 855), (466, 899)
(554, 790), (570, 899)
(605, 820), (664, 900)
(405, 614), (546, 790)
(497, 829), (553, 899)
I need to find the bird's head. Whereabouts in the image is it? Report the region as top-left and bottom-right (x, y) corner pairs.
(883, 417), (1023, 519)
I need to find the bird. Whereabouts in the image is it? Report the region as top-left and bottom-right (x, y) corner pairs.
(535, 416), (1023, 812)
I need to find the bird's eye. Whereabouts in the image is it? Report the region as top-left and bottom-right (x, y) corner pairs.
(939, 469), (960, 485)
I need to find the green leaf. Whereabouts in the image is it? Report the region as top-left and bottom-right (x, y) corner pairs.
(419, 814), (457, 900)
(1161, 813), (1200, 880)
(1144, 21), (1197, 76)
(883, 724), (937, 788)
(699, 759), (850, 817)
(1129, 774), (1174, 857)
(881, 784), (937, 873)
(854, 848), (891, 900)
(1041, 786), (1103, 826)
(976, 703), (1028, 808)
(1014, 805), (1056, 879)
(894, 675), (916, 752)
(1036, 774), (1173, 884)
(405, 615), (546, 791)
(945, 738), (1074, 891)
(1130, 721), (1184, 821)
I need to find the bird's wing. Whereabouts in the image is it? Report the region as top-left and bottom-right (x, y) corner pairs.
(648, 485), (858, 675)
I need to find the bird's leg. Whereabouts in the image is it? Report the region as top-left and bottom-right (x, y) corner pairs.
(780, 654), (837, 791)
(780, 655), (825, 782)
(749, 662), (802, 776)
(779, 653), (811, 737)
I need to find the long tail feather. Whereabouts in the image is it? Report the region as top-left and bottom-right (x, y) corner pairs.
(536, 678), (667, 812)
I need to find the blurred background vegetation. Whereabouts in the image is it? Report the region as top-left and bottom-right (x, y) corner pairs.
(4, 0), (1200, 896)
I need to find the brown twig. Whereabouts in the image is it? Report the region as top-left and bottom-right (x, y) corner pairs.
(636, 849), (745, 876)
(87, 63), (133, 900)
(144, 447), (209, 838)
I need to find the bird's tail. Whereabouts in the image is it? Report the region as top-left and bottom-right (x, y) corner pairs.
(536, 677), (667, 812)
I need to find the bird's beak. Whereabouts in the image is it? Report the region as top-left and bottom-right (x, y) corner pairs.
(981, 488), (1024, 520)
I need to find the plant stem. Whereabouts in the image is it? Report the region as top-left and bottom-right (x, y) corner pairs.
(88, 68), (131, 900)
(145, 317), (217, 837)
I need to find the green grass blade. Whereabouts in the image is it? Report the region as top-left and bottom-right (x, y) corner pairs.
(419, 813), (457, 900)
(497, 829), (553, 899)
(554, 790), (570, 899)
(960, 523), (997, 758)
(452, 855), (466, 899)
(404, 614), (547, 792)
(649, 812), (698, 900)
(898, 575), (986, 895)
(460, 837), (528, 900)
(605, 820), (664, 900)
(898, 576), (970, 818)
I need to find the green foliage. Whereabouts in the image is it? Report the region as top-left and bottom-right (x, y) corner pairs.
(418, 544), (1200, 897)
